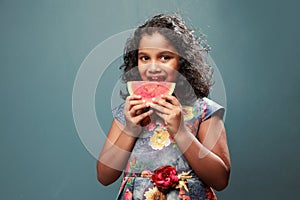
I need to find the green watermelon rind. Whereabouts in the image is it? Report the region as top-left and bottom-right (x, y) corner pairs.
(127, 81), (176, 99)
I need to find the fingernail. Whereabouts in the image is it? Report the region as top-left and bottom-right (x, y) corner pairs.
(142, 100), (146, 104)
(152, 98), (156, 102)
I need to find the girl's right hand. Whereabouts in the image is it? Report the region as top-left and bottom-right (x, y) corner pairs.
(123, 95), (153, 137)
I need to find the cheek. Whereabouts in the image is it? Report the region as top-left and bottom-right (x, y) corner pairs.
(168, 61), (180, 76)
(137, 67), (147, 80)
(138, 66), (145, 74)
(166, 70), (179, 82)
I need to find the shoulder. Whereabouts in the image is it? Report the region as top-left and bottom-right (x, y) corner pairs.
(112, 103), (126, 125)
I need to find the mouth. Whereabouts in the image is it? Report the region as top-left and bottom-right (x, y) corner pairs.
(147, 76), (166, 82)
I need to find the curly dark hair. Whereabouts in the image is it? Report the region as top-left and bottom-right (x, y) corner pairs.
(120, 13), (213, 104)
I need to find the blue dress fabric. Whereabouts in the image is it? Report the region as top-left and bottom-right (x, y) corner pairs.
(112, 98), (224, 200)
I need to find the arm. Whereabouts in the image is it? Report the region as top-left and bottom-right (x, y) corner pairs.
(150, 95), (231, 191)
(174, 114), (231, 191)
(97, 119), (136, 185)
(97, 95), (153, 186)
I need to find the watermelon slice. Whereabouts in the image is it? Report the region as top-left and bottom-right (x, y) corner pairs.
(127, 81), (176, 102)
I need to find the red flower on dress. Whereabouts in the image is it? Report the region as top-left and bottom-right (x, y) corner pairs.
(205, 186), (217, 200)
(124, 188), (133, 200)
(151, 166), (179, 191)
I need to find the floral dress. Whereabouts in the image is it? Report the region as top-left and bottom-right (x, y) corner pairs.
(112, 98), (225, 200)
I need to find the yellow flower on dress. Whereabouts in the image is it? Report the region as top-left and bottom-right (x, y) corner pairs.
(149, 127), (171, 150)
(144, 187), (167, 200)
(176, 171), (192, 192)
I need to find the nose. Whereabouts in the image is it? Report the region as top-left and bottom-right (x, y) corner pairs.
(148, 61), (161, 73)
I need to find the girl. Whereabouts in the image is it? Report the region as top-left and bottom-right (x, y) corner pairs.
(97, 14), (230, 200)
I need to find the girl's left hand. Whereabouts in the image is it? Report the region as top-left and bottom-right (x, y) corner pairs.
(149, 94), (186, 137)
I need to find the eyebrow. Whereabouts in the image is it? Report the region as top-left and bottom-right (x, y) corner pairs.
(138, 50), (177, 55)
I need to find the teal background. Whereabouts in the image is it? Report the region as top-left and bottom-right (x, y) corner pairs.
(1, 0), (299, 199)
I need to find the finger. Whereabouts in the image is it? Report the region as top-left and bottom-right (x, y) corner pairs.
(149, 103), (171, 115)
(136, 107), (150, 116)
(155, 111), (166, 121)
(135, 109), (143, 116)
(126, 95), (142, 103)
(129, 99), (146, 107)
(154, 98), (173, 110)
(161, 94), (180, 106)
(125, 95), (143, 110)
(134, 109), (153, 123)
(130, 104), (150, 116)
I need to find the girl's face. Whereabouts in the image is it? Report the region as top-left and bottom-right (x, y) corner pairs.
(137, 32), (179, 82)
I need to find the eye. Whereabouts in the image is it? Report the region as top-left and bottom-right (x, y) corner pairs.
(160, 55), (171, 61)
(139, 56), (149, 61)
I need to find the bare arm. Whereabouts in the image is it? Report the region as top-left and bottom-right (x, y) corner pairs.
(97, 119), (136, 185)
(97, 95), (153, 186)
(174, 115), (231, 191)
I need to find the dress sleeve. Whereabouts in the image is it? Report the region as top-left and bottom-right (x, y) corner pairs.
(112, 103), (126, 125)
(193, 97), (225, 122)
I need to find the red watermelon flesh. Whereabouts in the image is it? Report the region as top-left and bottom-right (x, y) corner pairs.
(127, 81), (176, 102)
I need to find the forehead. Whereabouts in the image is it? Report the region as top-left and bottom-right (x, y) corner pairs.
(138, 32), (178, 53)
